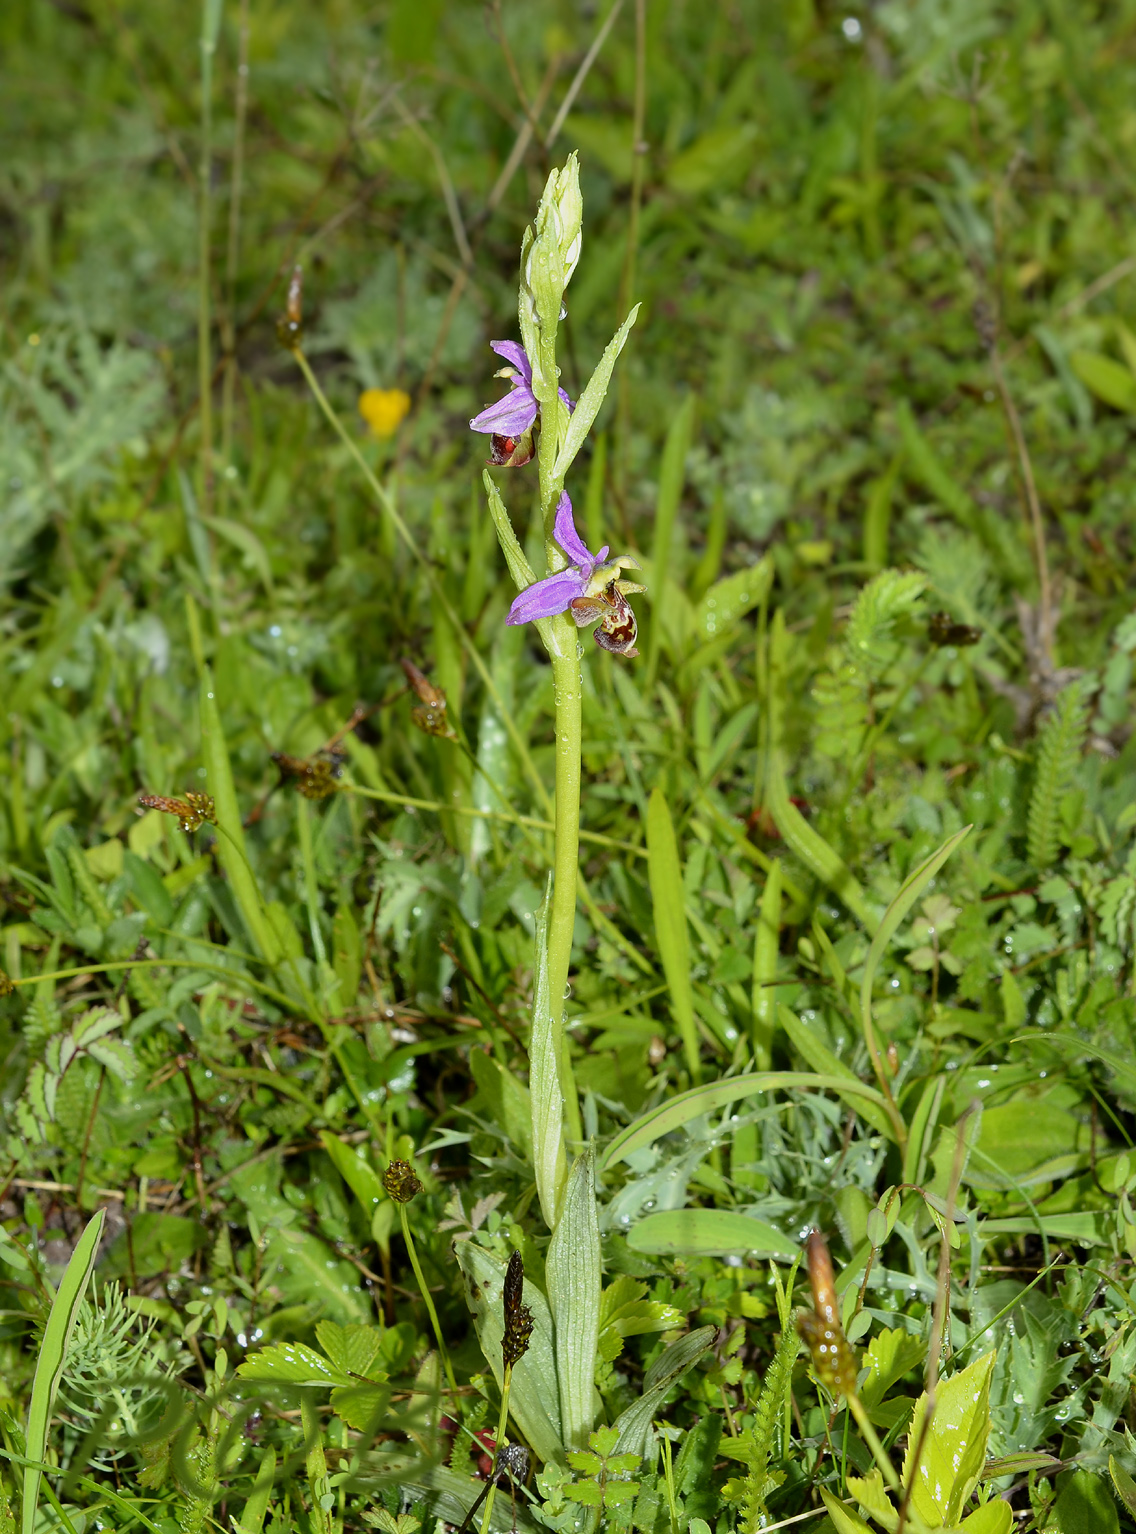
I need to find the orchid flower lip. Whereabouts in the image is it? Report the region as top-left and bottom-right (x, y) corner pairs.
(505, 491), (644, 651)
(469, 338), (576, 436)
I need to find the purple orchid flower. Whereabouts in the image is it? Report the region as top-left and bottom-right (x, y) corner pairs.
(469, 340), (574, 439)
(507, 492), (646, 656)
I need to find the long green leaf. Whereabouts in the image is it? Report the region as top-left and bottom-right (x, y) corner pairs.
(233, 1447), (277, 1534)
(551, 305), (640, 484)
(778, 1007), (894, 1139)
(453, 1241), (564, 1465)
(199, 670), (282, 964)
(646, 392), (695, 681)
(601, 1071), (891, 1171)
(546, 1148), (602, 1451)
(750, 860), (781, 1069)
(766, 745), (877, 932)
(626, 1209), (798, 1259)
(23, 1208), (106, 1534)
(647, 789), (699, 1080)
(859, 825), (972, 1062)
(529, 880), (567, 1230)
(609, 1327), (716, 1461)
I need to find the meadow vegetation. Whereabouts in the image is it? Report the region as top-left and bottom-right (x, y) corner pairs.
(3, 1), (1136, 1532)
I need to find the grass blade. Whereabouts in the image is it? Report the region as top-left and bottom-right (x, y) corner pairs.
(751, 859), (781, 1069)
(646, 392), (695, 682)
(859, 825), (971, 1139)
(545, 1146), (602, 1451)
(22, 1208), (105, 1534)
(199, 669), (282, 964)
(601, 1070), (891, 1170)
(647, 788), (700, 1081)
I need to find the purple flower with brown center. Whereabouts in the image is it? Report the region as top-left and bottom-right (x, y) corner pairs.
(470, 341), (574, 468)
(507, 492), (645, 657)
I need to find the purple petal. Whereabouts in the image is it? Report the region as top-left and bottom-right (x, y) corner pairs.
(553, 491), (593, 568)
(558, 385), (576, 413)
(469, 386), (539, 436)
(596, 545), (610, 564)
(506, 568), (587, 625)
(489, 340), (531, 384)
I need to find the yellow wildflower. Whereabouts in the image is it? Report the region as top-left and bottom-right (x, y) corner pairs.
(359, 387), (411, 438)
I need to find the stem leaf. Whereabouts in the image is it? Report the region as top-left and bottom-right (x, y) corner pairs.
(551, 305), (641, 485)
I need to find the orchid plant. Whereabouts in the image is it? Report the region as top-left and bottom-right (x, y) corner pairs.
(471, 155), (642, 1199)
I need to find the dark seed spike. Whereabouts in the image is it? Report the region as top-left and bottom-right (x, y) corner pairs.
(502, 1251), (533, 1369)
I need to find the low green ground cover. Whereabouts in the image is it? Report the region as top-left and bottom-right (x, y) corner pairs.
(3, 1), (1136, 1531)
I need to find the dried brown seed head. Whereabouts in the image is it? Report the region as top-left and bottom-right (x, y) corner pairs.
(0, 969), (14, 997)
(138, 791), (216, 833)
(798, 1228), (858, 1397)
(277, 265), (304, 350)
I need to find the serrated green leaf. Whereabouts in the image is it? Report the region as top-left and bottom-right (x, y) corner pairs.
(236, 1341), (354, 1387)
(902, 1351), (995, 1527)
(87, 1036), (138, 1081)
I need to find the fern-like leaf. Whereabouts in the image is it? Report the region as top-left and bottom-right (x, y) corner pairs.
(1027, 680), (1091, 871)
(736, 1323), (800, 1533)
(844, 570), (927, 680)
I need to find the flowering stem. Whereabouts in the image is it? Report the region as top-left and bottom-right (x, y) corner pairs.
(533, 299), (584, 1145)
(398, 1203), (458, 1403)
(478, 1366), (514, 1534)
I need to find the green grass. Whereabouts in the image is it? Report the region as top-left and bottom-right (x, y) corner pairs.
(3, 1), (1136, 1532)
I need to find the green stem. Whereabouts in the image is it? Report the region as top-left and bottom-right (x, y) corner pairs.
(198, 0), (218, 522)
(479, 1365), (514, 1534)
(398, 1203), (458, 1402)
(846, 1393), (901, 1495)
(545, 635), (584, 1144)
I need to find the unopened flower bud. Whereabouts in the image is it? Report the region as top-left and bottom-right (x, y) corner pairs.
(522, 154), (584, 334)
(797, 1228), (859, 1397)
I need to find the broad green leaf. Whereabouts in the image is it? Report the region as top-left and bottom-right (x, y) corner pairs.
(696, 557), (772, 641)
(902, 1351), (996, 1527)
(958, 1500), (1013, 1534)
(314, 1321), (386, 1381)
(454, 1239), (564, 1465)
(23, 1208), (106, 1534)
(859, 1328), (927, 1410)
(609, 1327), (716, 1461)
(236, 1341), (353, 1387)
(263, 1227), (371, 1325)
(1050, 1468), (1120, 1534)
(667, 124), (759, 195)
(470, 1049), (532, 1160)
(626, 1209), (798, 1260)
(318, 1131), (385, 1214)
(844, 1470), (896, 1531)
(547, 1148), (602, 1451)
(552, 305), (640, 484)
(529, 880), (567, 1229)
(647, 788), (699, 1079)
(330, 1383), (392, 1432)
(819, 1488), (874, 1534)
(1069, 349), (1136, 412)
(203, 514), (274, 592)
(601, 1071), (890, 1170)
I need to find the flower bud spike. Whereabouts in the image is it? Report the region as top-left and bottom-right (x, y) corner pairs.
(383, 1158), (422, 1204)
